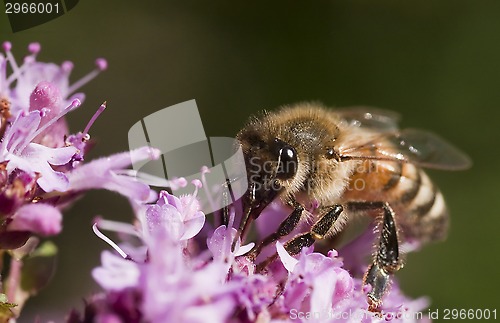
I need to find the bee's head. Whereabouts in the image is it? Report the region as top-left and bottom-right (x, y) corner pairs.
(236, 127), (299, 219)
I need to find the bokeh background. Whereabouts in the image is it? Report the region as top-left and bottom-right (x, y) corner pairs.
(1, 1), (499, 321)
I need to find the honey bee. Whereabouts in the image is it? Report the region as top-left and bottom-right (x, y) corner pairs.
(234, 102), (471, 310)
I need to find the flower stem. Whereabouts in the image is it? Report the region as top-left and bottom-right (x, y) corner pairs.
(6, 257), (21, 304)
(0, 251), (3, 293)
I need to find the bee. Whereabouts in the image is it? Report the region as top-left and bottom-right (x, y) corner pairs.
(234, 102), (471, 310)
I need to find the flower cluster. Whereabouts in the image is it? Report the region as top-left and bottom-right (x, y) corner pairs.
(71, 180), (430, 322)
(0, 42), (159, 318)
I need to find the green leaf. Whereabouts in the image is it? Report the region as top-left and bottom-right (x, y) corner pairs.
(20, 241), (58, 294)
(30, 241), (57, 258)
(0, 293), (16, 321)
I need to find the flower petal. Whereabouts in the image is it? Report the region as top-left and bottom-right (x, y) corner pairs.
(8, 203), (62, 236)
(68, 148), (159, 201)
(235, 242), (255, 257)
(276, 241), (298, 272)
(25, 143), (76, 165)
(92, 250), (140, 291)
(180, 210), (205, 240)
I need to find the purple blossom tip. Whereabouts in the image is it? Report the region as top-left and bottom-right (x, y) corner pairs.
(2, 41), (12, 52)
(29, 81), (62, 112)
(62, 61), (74, 72)
(191, 179), (202, 188)
(71, 98), (82, 108)
(28, 42), (41, 54)
(95, 58), (108, 71)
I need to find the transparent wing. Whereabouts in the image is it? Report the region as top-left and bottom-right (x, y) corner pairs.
(339, 128), (472, 170)
(335, 106), (401, 132)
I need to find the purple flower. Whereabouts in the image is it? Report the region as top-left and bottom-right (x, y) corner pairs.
(0, 107), (79, 192)
(144, 187), (206, 240)
(0, 41), (173, 322)
(0, 41), (106, 118)
(141, 229), (240, 323)
(81, 186), (431, 323)
(208, 225), (255, 262)
(67, 147), (160, 202)
(92, 251), (141, 291)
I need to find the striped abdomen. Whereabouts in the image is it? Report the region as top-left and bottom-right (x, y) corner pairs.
(343, 160), (449, 243)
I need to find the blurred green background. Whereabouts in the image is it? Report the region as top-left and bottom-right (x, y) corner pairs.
(1, 0), (499, 321)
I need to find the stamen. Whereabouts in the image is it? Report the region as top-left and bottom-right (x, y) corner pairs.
(95, 218), (140, 237)
(5, 59), (30, 85)
(200, 166), (217, 216)
(92, 223), (130, 259)
(192, 179), (202, 190)
(4, 43), (40, 87)
(132, 172), (188, 190)
(28, 42), (41, 55)
(3, 42), (22, 86)
(10, 128), (29, 152)
(2, 42), (12, 52)
(95, 58), (107, 71)
(0, 54), (6, 92)
(28, 99), (81, 142)
(185, 180), (202, 212)
(83, 101), (106, 135)
(15, 99), (81, 154)
(66, 58), (108, 95)
(20, 43), (41, 68)
(61, 61), (73, 72)
(0, 111), (22, 152)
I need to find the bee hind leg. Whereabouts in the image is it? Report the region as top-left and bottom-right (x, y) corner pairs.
(348, 201), (402, 311)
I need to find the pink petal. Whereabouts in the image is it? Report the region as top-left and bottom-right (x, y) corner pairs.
(92, 250), (140, 291)
(180, 210), (205, 240)
(310, 269), (336, 314)
(235, 242), (255, 257)
(276, 241), (298, 272)
(8, 203), (62, 236)
(25, 143), (77, 165)
(207, 225), (236, 261)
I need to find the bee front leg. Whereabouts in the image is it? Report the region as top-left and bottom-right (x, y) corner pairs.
(348, 201), (402, 311)
(220, 179), (231, 227)
(256, 205), (343, 271)
(247, 202), (304, 259)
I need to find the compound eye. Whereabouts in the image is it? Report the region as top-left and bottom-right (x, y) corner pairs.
(326, 147), (338, 160)
(274, 139), (298, 179)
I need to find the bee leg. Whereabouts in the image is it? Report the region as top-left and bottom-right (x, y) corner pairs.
(247, 202), (304, 259)
(348, 201), (401, 311)
(256, 205), (343, 272)
(284, 205), (343, 255)
(220, 178), (233, 227)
